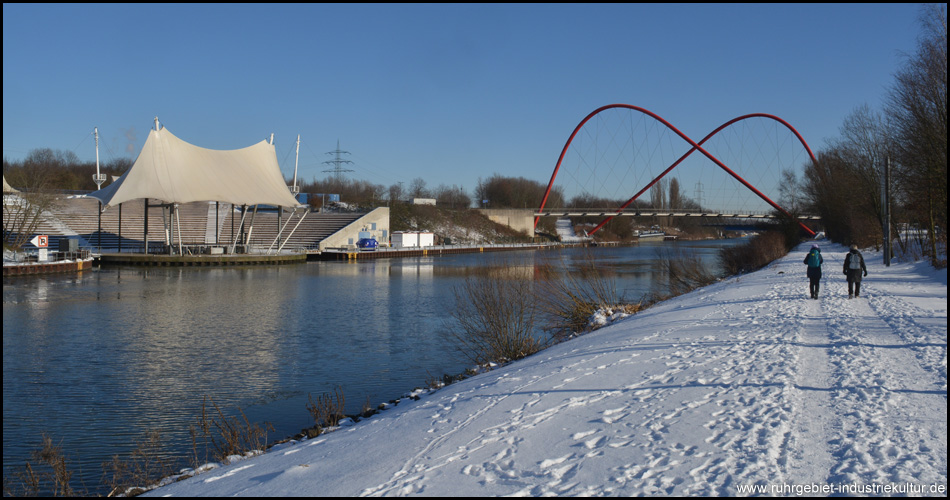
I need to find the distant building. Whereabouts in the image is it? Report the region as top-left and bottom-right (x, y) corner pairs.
(391, 231), (434, 248)
(412, 198), (436, 206)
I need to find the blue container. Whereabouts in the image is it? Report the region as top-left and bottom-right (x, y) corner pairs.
(357, 238), (378, 251)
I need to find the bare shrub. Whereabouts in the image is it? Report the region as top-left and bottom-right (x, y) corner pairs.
(719, 231), (789, 275)
(3, 433), (77, 497)
(306, 387), (347, 430)
(193, 396), (274, 464)
(102, 430), (175, 497)
(533, 252), (633, 337)
(655, 246), (720, 296)
(3, 462), (41, 497)
(445, 260), (546, 365)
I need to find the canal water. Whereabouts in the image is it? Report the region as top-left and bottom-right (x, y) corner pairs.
(2, 239), (741, 494)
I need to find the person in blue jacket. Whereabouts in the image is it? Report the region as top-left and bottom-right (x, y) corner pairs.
(803, 243), (823, 299)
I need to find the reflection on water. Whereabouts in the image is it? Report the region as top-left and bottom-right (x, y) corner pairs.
(2, 240), (739, 494)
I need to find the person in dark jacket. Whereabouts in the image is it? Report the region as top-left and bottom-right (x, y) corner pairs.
(803, 243), (823, 299)
(843, 244), (868, 298)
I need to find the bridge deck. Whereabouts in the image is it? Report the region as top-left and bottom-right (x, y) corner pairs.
(535, 210), (820, 220)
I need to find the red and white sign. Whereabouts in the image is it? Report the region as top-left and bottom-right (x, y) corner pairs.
(30, 235), (49, 248)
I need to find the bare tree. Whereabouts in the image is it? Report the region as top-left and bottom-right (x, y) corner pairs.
(649, 178), (667, 210)
(885, 3), (947, 265)
(805, 104), (893, 247)
(803, 5), (946, 259)
(777, 168), (806, 214)
(474, 174), (563, 209)
(648, 178), (669, 227)
(388, 182), (404, 204)
(668, 177), (684, 210)
(408, 177), (429, 199)
(835, 105), (891, 225)
(803, 150), (864, 245)
(3, 157), (61, 251)
(433, 184), (471, 208)
(301, 176), (386, 209)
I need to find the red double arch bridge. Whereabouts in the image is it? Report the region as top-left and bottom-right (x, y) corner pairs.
(534, 104), (819, 237)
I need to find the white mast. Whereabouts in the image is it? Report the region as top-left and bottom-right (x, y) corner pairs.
(92, 127), (106, 189)
(94, 127), (100, 181)
(292, 134), (300, 195)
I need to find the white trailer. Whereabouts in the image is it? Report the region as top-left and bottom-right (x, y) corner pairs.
(391, 231), (435, 248)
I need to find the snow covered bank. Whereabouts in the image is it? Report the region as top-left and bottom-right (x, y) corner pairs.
(145, 242), (947, 496)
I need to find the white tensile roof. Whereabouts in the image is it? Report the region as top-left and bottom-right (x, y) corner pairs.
(87, 126), (301, 208)
(2, 175), (18, 194)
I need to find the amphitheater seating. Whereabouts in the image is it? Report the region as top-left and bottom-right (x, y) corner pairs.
(235, 210), (364, 251)
(5, 195), (366, 253)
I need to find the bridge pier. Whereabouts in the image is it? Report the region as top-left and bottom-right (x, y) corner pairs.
(477, 209), (535, 236)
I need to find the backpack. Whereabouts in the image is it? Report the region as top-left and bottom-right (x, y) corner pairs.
(806, 250), (820, 268)
(848, 252), (863, 270)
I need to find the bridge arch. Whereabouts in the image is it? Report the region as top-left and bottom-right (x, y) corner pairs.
(536, 104), (818, 236)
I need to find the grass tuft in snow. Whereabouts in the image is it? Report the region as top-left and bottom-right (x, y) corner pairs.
(192, 396), (274, 466)
(304, 387), (347, 437)
(3, 433), (77, 497)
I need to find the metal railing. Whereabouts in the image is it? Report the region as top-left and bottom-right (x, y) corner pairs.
(5, 248), (92, 263)
(534, 208), (820, 219)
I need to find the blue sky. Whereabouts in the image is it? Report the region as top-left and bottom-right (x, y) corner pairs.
(2, 3), (924, 206)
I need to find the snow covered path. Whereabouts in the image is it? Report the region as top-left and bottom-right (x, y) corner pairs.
(146, 242), (947, 497)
